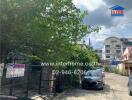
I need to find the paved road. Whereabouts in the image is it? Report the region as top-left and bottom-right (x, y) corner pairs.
(53, 73), (132, 100)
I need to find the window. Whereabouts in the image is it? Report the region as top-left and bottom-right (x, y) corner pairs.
(111, 40), (117, 43)
(116, 45), (121, 48)
(99, 50), (102, 53)
(106, 55), (110, 58)
(105, 45), (110, 48)
(95, 50), (98, 52)
(128, 42), (132, 46)
(106, 50), (110, 53)
(116, 50), (121, 53)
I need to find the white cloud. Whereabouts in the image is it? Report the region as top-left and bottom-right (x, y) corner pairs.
(85, 22), (132, 48)
(113, 9), (132, 26)
(74, 0), (132, 48)
(73, 0), (105, 11)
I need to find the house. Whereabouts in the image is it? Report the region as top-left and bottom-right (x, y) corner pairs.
(110, 5), (124, 16)
(117, 47), (132, 75)
(123, 47), (132, 75)
(78, 43), (88, 49)
(123, 47), (132, 61)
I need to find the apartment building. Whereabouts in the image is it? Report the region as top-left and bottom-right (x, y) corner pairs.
(102, 37), (123, 61)
(95, 48), (102, 59)
(94, 37), (132, 62)
(120, 38), (132, 51)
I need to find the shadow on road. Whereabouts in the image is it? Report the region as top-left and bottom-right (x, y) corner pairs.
(56, 84), (111, 99)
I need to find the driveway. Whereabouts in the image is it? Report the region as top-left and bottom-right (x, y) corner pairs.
(53, 73), (132, 100)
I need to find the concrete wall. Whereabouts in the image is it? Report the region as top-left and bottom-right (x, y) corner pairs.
(117, 63), (128, 75)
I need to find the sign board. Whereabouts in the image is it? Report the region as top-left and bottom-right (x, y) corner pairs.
(110, 5), (124, 16)
(111, 60), (121, 65)
(111, 61), (117, 65)
(6, 63), (25, 78)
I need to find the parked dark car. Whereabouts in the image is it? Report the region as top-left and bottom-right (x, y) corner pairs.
(96, 68), (105, 77)
(81, 69), (104, 90)
(0, 95), (33, 100)
(128, 74), (132, 96)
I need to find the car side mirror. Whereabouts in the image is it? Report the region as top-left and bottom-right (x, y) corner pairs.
(129, 76), (132, 79)
(103, 74), (105, 77)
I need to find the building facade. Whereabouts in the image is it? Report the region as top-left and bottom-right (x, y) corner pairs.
(120, 38), (132, 51)
(95, 48), (102, 59)
(102, 37), (123, 61)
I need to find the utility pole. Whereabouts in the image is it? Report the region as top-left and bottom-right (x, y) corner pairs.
(89, 38), (91, 47)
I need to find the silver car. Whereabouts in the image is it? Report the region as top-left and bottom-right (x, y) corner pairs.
(128, 74), (132, 96)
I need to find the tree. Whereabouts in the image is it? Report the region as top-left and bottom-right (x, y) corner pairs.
(0, 0), (98, 63)
(65, 45), (99, 70)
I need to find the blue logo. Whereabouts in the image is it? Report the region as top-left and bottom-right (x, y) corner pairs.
(110, 5), (124, 16)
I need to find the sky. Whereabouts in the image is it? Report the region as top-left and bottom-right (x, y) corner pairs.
(73, 0), (132, 49)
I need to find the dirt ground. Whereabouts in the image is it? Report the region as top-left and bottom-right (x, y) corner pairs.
(53, 73), (132, 100)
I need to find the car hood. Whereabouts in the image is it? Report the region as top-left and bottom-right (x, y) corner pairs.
(84, 76), (102, 81)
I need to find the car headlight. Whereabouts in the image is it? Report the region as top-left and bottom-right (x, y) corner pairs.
(97, 79), (102, 82)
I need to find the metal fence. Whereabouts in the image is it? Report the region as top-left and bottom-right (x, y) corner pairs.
(0, 64), (56, 98)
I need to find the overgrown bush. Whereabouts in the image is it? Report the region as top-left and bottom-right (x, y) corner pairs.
(64, 74), (80, 89)
(104, 66), (125, 75)
(111, 68), (125, 75)
(104, 66), (111, 72)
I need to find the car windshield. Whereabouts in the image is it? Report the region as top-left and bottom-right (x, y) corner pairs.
(86, 70), (99, 77)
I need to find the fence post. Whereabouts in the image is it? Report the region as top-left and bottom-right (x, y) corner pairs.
(9, 57), (16, 96)
(25, 64), (30, 98)
(38, 66), (42, 94)
(53, 79), (57, 96)
(9, 78), (13, 96)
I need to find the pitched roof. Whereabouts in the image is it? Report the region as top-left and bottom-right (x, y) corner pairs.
(110, 5), (124, 10)
(123, 46), (132, 56)
(128, 47), (132, 54)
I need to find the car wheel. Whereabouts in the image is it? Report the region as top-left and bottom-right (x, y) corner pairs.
(100, 87), (104, 90)
(81, 83), (85, 89)
(81, 82), (86, 89)
(129, 89), (132, 96)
